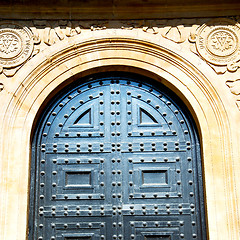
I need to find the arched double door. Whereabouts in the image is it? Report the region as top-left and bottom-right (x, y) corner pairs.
(29, 73), (206, 239)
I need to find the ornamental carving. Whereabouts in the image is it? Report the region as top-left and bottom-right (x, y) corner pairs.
(0, 23), (34, 69)
(226, 80), (240, 110)
(161, 25), (187, 43)
(0, 21), (81, 76)
(0, 82), (3, 92)
(190, 18), (240, 72)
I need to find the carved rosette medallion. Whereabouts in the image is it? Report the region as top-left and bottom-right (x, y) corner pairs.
(195, 19), (240, 67)
(0, 24), (34, 69)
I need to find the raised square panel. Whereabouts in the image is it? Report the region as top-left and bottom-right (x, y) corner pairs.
(65, 237), (91, 240)
(144, 235), (171, 240)
(65, 171), (91, 187)
(142, 170), (168, 185)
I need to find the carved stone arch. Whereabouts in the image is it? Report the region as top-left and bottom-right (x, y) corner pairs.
(0, 31), (239, 240)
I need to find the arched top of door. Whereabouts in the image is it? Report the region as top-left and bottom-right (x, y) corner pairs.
(4, 31), (229, 140)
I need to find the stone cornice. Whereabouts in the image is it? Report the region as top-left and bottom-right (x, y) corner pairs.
(0, 2), (240, 20)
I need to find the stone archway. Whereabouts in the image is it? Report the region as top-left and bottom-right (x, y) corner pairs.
(0, 31), (239, 239)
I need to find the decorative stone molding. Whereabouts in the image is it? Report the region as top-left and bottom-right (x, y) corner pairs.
(0, 19), (192, 77)
(226, 80), (240, 110)
(1, 18), (240, 110)
(161, 25), (187, 43)
(189, 18), (240, 74)
(142, 26), (159, 34)
(0, 82), (3, 92)
(0, 22), (35, 76)
(0, 21), (82, 76)
(187, 18), (240, 108)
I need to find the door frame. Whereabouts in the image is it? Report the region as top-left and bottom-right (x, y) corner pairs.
(0, 31), (239, 239)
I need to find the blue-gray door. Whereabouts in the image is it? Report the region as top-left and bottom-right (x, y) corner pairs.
(29, 73), (206, 240)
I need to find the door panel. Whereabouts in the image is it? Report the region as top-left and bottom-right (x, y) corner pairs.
(29, 74), (206, 239)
